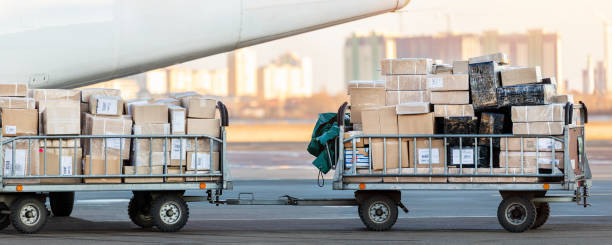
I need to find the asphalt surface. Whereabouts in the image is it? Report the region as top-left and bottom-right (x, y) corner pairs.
(0, 141), (611, 244)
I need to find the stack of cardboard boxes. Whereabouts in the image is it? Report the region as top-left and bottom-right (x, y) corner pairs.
(181, 96), (220, 181)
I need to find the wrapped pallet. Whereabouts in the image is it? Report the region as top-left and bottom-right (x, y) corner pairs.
(496, 84), (557, 107)
(469, 61), (503, 109)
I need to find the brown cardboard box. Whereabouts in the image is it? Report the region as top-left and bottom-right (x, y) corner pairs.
(166, 167), (186, 182)
(499, 151), (564, 169)
(350, 104), (377, 124)
(371, 139), (409, 171)
(381, 58), (433, 75)
(30, 89), (81, 103)
(40, 139), (81, 148)
(398, 113), (434, 135)
(132, 123), (171, 154)
(171, 91), (202, 100)
(123, 166), (163, 183)
(343, 131), (365, 148)
(349, 88), (385, 106)
(430, 91), (470, 104)
(347, 80), (385, 90)
(501, 67), (542, 87)
(187, 119), (220, 137)
(433, 64), (453, 74)
(361, 106), (398, 135)
(186, 152), (220, 171)
(3, 139), (40, 184)
(433, 104), (474, 117)
(155, 98), (181, 106)
(0, 97), (35, 109)
(453, 60), (469, 74)
(38, 147), (82, 183)
(82, 155), (122, 183)
(168, 105), (186, 134)
(124, 98), (153, 115)
(80, 88), (121, 103)
(385, 91), (430, 105)
(512, 122), (564, 135)
(89, 95), (124, 116)
(500, 138), (564, 152)
(552, 94), (574, 103)
(131, 151), (170, 166)
(408, 139), (445, 168)
(511, 104), (564, 122)
(1, 108), (37, 136)
(427, 74), (469, 91)
(383, 168), (446, 183)
(343, 169), (383, 183)
(468, 53), (510, 64)
(132, 104), (168, 124)
(384, 75), (427, 91)
(84, 114), (133, 159)
(181, 98), (216, 119)
(43, 102), (80, 135)
(395, 102), (430, 115)
(0, 83), (27, 97)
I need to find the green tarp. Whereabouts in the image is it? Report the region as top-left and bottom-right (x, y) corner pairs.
(307, 113), (339, 174)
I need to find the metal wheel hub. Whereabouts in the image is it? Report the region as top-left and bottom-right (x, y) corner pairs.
(159, 202), (181, 225)
(369, 203), (390, 223)
(20, 204), (40, 226)
(506, 203), (527, 225)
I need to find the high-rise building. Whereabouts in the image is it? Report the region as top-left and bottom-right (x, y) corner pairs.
(259, 53), (313, 100)
(595, 61), (606, 94)
(395, 32), (480, 64)
(583, 55), (595, 94)
(344, 32), (393, 82)
(227, 48), (257, 97)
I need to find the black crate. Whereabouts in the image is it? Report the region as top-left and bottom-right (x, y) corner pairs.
(442, 117), (478, 147)
(496, 83), (557, 107)
(478, 112), (505, 147)
(469, 61), (503, 109)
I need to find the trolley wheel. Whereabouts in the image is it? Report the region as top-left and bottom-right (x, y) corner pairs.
(128, 196), (154, 228)
(10, 196), (48, 234)
(497, 196), (537, 233)
(49, 192), (75, 217)
(0, 214), (10, 230)
(358, 195), (398, 231)
(150, 194), (189, 232)
(531, 202), (550, 230)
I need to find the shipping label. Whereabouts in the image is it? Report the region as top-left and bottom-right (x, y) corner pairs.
(171, 139), (186, 160)
(5, 126), (16, 135)
(172, 111), (186, 133)
(106, 138), (123, 150)
(4, 149), (27, 176)
(537, 138), (562, 150)
(451, 149), (474, 165)
(417, 148), (440, 164)
(427, 77), (444, 88)
(536, 158), (560, 166)
(191, 153), (211, 170)
(61, 156), (73, 175)
(96, 98), (118, 115)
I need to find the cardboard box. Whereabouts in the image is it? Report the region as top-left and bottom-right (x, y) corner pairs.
(386, 91), (430, 105)
(169, 105), (186, 134)
(433, 64), (453, 74)
(381, 58), (433, 75)
(132, 104), (168, 124)
(383, 168), (446, 183)
(171, 91), (202, 100)
(38, 147), (82, 183)
(186, 152), (220, 171)
(384, 75), (428, 91)
(395, 102), (430, 115)
(3, 139), (40, 183)
(131, 151), (170, 166)
(82, 155), (122, 183)
(500, 138), (564, 152)
(552, 94), (573, 103)
(40, 139), (81, 148)
(89, 95), (124, 116)
(155, 98), (181, 106)
(182, 98), (216, 119)
(511, 104), (564, 122)
(132, 123), (171, 153)
(499, 151), (564, 169)
(187, 119), (220, 137)
(123, 166), (163, 183)
(84, 114), (133, 159)
(124, 98), (153, 115)
(80, 88), (121, 103)
(398, 113), (434, 135)
(349, 88), (385, 106)
(30, 89), (81, 103)
(361, 106), (398, 135)
(1, 108), (37, 136)
(453, 60), (469, 74)
(0, 97), (35, 109)
(350, 104), (377, 124)
(501, 66), (542, 87)
(371, 139), (409, 171)
(430, 91), (470, 105)
(512, 122), (564, 135)
(344, 147), (369, 169)
(343, 131), (365, 148)
(427, 74), (469, 91)
(468, 53), (510, 65)
(433, 105), (475, 117)
(408, 139), (445, 168)
(343, 169), (383, 183)
(0, 83), (27, 97)
(347, 80), (385, 90)
(43, 102), (80, 135)
(166, 167), (186, 182)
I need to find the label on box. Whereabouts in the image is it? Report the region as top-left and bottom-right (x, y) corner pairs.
(107, 138), (122, 150)
(344, 149), (370, 168)
(96, 98), (118, 115)
(451, 149), (474, 165)
(172, 111), (186, 133)
(191, 153), (211, 170)
(537, 158), (560, 166)
(4, 149), (26, 176)
(61, 156), (73, 175)
(537, 138), (562, 150)
(171, 139), (186, 160)
(5, 126), (16, 135)
(418, 148), (440, 164)
(427, 77), (444, 88)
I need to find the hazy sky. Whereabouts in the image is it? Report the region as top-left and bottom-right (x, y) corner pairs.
(177, 0), (612, 94)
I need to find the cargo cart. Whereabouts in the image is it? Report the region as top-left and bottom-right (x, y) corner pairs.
(333, 101), (592, 232)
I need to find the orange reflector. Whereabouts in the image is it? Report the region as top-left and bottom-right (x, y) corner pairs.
(543, 184), (550, 190)
(359, 183), (366, 190)
(16, 185), (23, 192)
(199, 183), (207, 189)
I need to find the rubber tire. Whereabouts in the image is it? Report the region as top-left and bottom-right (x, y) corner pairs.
(10, 196), (49, 234)
(128, 196), (154, 228)
(531, 202), (550, 230)
(358, 195), (398, 231)
(0, 214), (10, 230)
(150, 194), (189, 232)
(49, 192), (75, 217)
(497, 196), (537, 233)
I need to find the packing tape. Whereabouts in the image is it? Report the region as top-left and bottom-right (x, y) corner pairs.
(396, 76), (400, 90)
(13, 84), (18, 96)
(547, 122), (552, 135)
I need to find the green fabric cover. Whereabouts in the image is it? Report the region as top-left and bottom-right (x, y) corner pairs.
(307, 113), (339, 174)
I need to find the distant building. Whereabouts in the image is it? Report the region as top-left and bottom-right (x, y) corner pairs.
(595, 61), (606, 94)
(259, 53), (313, 100)
(167, 68), (194, 93)
(343, 32), (394, 82)
(228, 48), (257, 97)
(583, 55), (595, 94)
(395, 32), (480, 64)
(146, 69), (168, 95)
